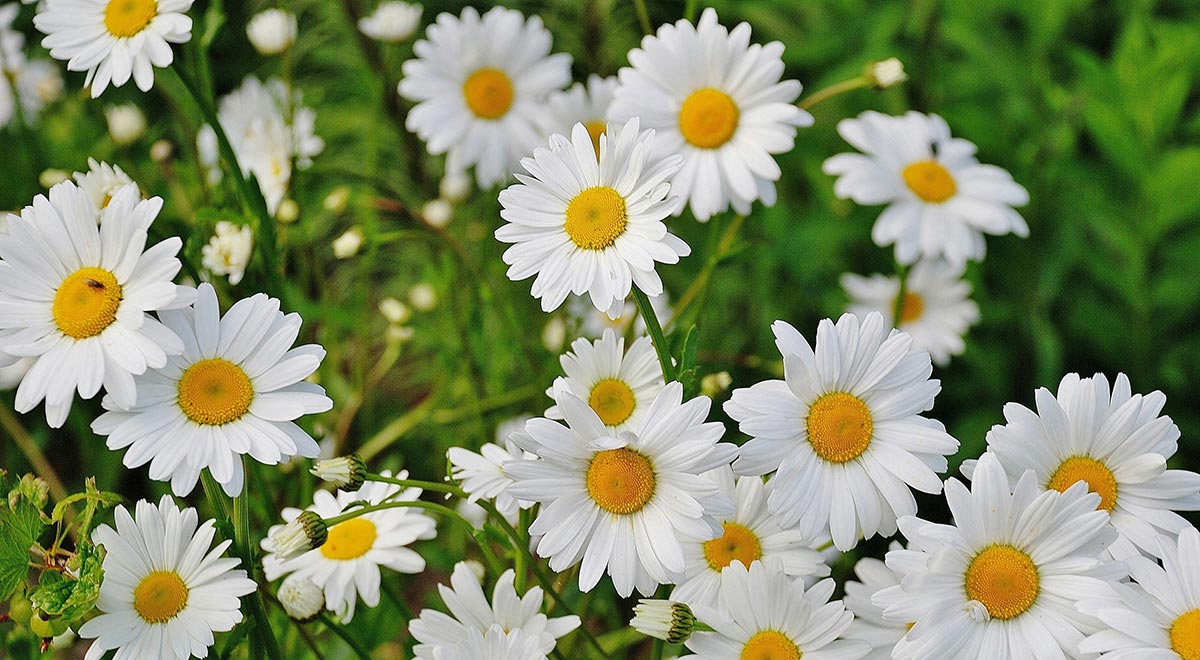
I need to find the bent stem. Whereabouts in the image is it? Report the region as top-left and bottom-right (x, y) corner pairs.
(633, 286), (676, 382)
(798, 76), (870, 111)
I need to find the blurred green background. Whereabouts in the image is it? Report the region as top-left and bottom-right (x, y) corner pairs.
(2, 0), (1199, 657)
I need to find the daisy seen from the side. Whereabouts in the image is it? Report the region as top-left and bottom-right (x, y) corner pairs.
(73, 158), (137, 212)
(540, 74), (617, 158)
(842, 543), (910, 660)
(545, 328), (664, 434)
(448, 416), (536, 520)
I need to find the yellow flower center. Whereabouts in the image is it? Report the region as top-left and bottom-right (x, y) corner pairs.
(964, 544), (1040, 620)
(897, 292), (924, 324)
(462, 68), (514, 120)
(740, 630), (801, 660)
(177, 359), (255, 426)
(320, 518), (378, 560)
(806, 392), (873, 463)
(586, 448), (656, 515)
(104, 0), (158, 38)
(584, 120), (607, 159)
(53, 267), (123, 339)
(133, 570), (188, 624)
(679, 88), (739, 149)
(564, 186), (627, 250)
(902, 160), (957, 203)
(1046, 456), (1118, 512)
(588, 378), (637, 426)
(1171, 609), (1200, 660)
(703, 522), (762, 571)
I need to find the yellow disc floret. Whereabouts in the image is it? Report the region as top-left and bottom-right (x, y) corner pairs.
(588, 378), (637, 426)
(463, 68), (514, 119)
(586, 448), (656, 515)
(679, 88), (739, 149)
(740, 629), (801, 660)
(177, 359), (255, 426)
(1171, 609), (1200, 660)
(320, 518), (378, 560)
(902, 160), (957, 203)
(585, 120), (607, 159)
(133, 570), (189, 624)
(105, 0), (158, 38)
(1047, 456), (1118, 512)
(806, 392), (873, 463)
(53, 267), (123, 339)
(964, 544), (1040, 620)
(564, 186), (628, 250)
(898, 292), (925, 324)
(703, 522), (762, 571)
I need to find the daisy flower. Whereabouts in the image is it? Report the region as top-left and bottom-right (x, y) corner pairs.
(841, 259), (980, 366)
(78, 496), (256, 660)
(822, 111), (1029, 265)
(724, 312), (959, 550)
(409, 561), (580, 660)
(683, 560), (869, 660)
(496, 118), (688, 316)
(398, 6), (572, 188)
(964, 372), (1200, 557)
(0, 181), (190, 427)
(73, 158), (138, 212)
(540, 75), (617, 158)
(505, 381), (738, 597)
(262, 471), (437, 622)
(357, 1), (421, 43)
(545, 329), (664, 434)
(1079, 527), (1200, 659)
(671, 467), (829, 609)
(436, 627), (548, 660)
(609, 8), (811, 221)
(91, 282), (333, 496)
(448, 416), (535, 520)
(35, 0), (195, 98)
(843, 543), (910, 660)
(876, 452), (1122, 660)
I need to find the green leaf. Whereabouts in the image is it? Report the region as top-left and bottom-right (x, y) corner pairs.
(50, 478), (121, 538)
(28, 541), (105, 623)
(0, 490), (45, 601)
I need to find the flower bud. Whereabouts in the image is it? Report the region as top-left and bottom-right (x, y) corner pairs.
(865, 57), (907, 90)
(277, 575), (324, 622)
(310, 455), (368, 491)
(631, 599), (696, 644)
(422, 199), (452, 228)
(333, 227), (365, 259)
(106, 104), (146, 146)
(246, 9), (298, 56)
(439, 173), (471, 203)
(269, 511), (328, 560)
(378, 297), (411, 325)
(700, 371), (733, 397)
(408, 283), (437, 312)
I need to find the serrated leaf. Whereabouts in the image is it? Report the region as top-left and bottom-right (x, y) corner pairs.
(0, 499), (44, 600)
(29, 542), (105, 622)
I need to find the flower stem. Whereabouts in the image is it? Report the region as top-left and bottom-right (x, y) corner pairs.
(363, 474), (462, 497)
(891, 263), (912, 327)
(633, 0), (653, 35)
(671, 213), (746, 326)
(633, 286), (676, 382)
(798, 76), (871, 111)
(317, 612), (372, 660)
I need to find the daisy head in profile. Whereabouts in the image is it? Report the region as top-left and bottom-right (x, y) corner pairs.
(35, 0), (196, 97)
(496, 117), (688, 317)
(540, 74), (617, 158)
(398, 6), (571, 188)
(823, 110), (1029, 266)
(78, 496), (256, 660)
(609, 8), (811, 222)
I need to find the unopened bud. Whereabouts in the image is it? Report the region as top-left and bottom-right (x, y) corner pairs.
(278, 575), (324, 622)
(700, 371), (733, 397)
(865, 58), (907, 89)
(269, 511), (328, 560)
(631, 599), (696, 644)
(310, 455), (368, 491)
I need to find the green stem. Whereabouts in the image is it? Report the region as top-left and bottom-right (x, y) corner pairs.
(891, 263), (912, 327)
(363, 474), (462, 497)
(633, 0), (653, 35)
(317, 612), (372, 660)
(671, 214), (746, 327)
(633, 286), (676, 381)
(324, 499), (464, 526)
(684, 0), (700, 22)
(798, 76), (870, 111)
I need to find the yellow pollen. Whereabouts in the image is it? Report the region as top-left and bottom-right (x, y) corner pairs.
(902, 160), (957, 203)
(806, 392), (873, 463)
(586, 448), (656, 515)
(1171, 609), (1200, 660)
(462, 68), (514, 119)
(897, 292), (925, 324)
(679, 88), (740, 149)
(905, 622), (915, 632)
(564, 186), (627, 250)
(588, 378), (637, 426)
(740, 630), (801, 660)
(1047, 457), (1118, 512)
(53, 267), (122, 339)
(100, 192), (114, 209)
(320, 518), (378, 560)
(964, 545), (1040, 620)
(584, 120), (607, 159)
(177, 359), (254, 426)
(703, 522), (762, 571)
(104, 0), (157, 38)
(133, 570), (188, 624)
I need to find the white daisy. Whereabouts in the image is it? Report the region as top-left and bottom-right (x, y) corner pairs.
(1079, 527), (1200, 659)
(545, 328), (664, 434)
(357, 1), (421, 43)
(435, 626), (548, 660)
(398, 6), (572, 188)
(200, 221), (253, 286)
(843, 543), (909, 660)
(496, 118), (688, 316)
(0, 181), (190, 427)
(262, 471), (437, 622)
(683, 560), (869, 660)
(77, 496), (256, 660)
(7, 59), (65, 125)
(671, 467), (829, 610)
(505, 381), (738, 597)
(409, 561), (580, 660)
(609, 8), (811, 221)
(724, 312), (959, 550)
(35, 0), (195, 98)
(72, 158), (138, 212)
(568, 289), (672, 339)
(876, 452), (1122, 660)
(448, 415), (535, 520)
(197, 76), (324, 215)
(841, 259), (980, 366)
(822, 111), (1029, 265)
(0, 4), (25, 72)
(540, 74), (617, 158)
(91, 282), (333, 496)
(964, 372), (1200, 557)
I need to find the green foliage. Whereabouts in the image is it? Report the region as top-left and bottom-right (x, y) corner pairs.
(28, 542), (105, 624)
(0, 474), (46, 602)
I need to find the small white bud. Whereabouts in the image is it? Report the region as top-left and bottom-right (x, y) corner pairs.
(323, 186), (351, 213)
(631, 600), (696, 644)
(278, 575), (324, 622)
(105, 104), (146, 146)
(408, 283), (437, 312)
(276, 198), (300, 224)
(439, 173), (471, 203)
(378, 297), (411, 325)
(246, 9), (298, 56)
(333, 227), (365, 259)
(700, 371), (733, 397)
(357, 1), (422, 43)
(38, 169), (70, 188)
(541, 318), (566, 352)
(866, 57), (907, 89)
(422, 198), (452, 228)
(149, 140), (173, 163)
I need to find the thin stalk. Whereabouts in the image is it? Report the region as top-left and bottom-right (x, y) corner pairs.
(633, 286), (676, 381)
(0, 402), (68, 503)
(324, 499), (464, 527)
(363, 474), (462, 497)
(891, 263), (912, 327)
(317, 612), (373, 660)
(798, 76), (870, 111)
(671, 214), (746, 326)
(684, 0), (700, 21)
(633, 0), (653, 35)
